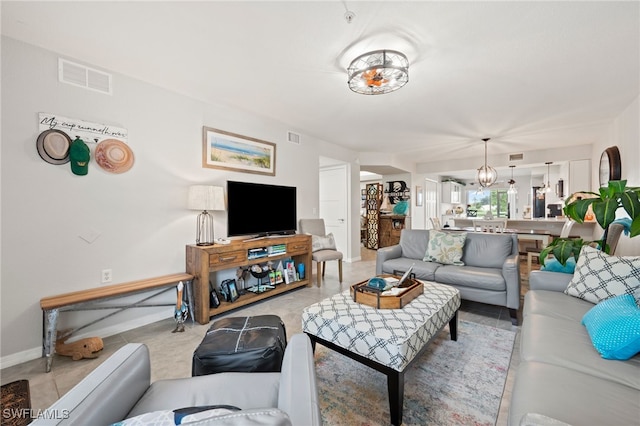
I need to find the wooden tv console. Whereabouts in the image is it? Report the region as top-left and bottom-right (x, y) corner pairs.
(186, 234), (312, 324)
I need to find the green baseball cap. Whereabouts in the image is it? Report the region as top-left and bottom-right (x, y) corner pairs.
(69, 137), (90, 176)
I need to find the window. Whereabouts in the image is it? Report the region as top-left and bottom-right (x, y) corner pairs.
(467, 189), (509, 218)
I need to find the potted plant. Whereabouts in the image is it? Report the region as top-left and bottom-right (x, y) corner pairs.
(540, 180), (640, 267)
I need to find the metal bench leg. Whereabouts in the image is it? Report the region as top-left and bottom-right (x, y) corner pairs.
(184, 279), (196, 324)
(43, 309), (59, 373)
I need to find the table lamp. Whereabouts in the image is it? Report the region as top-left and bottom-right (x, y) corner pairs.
(188, 185), (225, 246)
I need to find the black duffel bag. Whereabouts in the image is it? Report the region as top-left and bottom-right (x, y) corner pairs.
(192, 315), (287, 376)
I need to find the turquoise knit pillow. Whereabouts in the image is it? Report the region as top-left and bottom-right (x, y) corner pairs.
(581, 294), (640, 360)
(423, 231), (466, 265)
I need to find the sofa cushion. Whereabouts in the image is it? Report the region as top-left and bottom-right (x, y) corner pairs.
(564, 246), (640, 304)
(523, 290), (592, 321)
(434, 265), (505, 291)
(423, 231), (467, 265)
(380, 259), (439, 282)
(461, 233), (513, 268)
(520, 312), (640, 389)
(508, 361), (640, 426)
(582, 294), (640, 360)
(399, 229), (430, 260)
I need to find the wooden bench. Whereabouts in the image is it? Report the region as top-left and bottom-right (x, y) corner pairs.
(40, 273), (194, 372)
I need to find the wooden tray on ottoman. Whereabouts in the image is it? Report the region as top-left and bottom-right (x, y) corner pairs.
(350, 275), (424, 309)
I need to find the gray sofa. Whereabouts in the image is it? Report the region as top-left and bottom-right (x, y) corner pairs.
(508, 271), (640, 425)
(32, 334), (321, 426)
(376, 229), (520, 324)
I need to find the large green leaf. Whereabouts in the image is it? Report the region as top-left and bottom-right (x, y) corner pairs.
(541, 238), (584, 266)
(565, 199), (595, 223)
(631, 216), (640, 238)
(620, 190), (640, 220)
(591, 199), (618, 229)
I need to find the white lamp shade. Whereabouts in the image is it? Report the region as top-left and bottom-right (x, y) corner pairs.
(188, 185), (225, 211)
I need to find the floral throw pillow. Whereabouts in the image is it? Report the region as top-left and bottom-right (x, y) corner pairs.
(311, 233), (336, 252)
(565, 246), (640, 304)
(423, 231), (467, 265)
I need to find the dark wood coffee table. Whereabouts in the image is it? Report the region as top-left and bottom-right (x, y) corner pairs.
(302, 280), (460, 426)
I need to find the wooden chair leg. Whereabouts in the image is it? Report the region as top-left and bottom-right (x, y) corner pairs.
(316, 261), (322, 287)
(338, 260), (343, 282)
(322, 262), (326, 277)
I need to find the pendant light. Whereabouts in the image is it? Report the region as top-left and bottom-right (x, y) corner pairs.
(537, 162), (553, 195)
(507, 165), (517, 195)
(476, 138), (497, 188)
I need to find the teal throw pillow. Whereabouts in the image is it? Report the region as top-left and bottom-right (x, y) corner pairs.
(423, 231), (467, 265)
(581, 294), (640, 360)
(541, 257), (576, 274)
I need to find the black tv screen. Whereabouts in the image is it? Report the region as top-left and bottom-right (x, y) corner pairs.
(227, 181), (297, 237)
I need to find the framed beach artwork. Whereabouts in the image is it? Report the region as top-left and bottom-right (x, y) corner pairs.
(202, 127), (276, 176)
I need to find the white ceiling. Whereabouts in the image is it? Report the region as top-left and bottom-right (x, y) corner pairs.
(2, 1), (639, 175)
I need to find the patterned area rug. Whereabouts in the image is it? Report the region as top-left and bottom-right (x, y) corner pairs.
(314, 320), (516, 426)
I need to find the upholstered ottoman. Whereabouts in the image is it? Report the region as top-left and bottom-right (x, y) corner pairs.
(192, 315), (287, 376)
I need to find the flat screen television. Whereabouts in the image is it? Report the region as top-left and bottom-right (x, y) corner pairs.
(227, 181), (297, 237)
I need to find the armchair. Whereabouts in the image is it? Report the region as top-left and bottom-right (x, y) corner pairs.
(32, 334), (321, 426)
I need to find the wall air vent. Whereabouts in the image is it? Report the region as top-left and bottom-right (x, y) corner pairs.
(287, 131), (301, 144)
(509, 153), (524, 161)
(58, 58), (113, 95)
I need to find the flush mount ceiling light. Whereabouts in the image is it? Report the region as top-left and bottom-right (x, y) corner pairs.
(347, 49), (409, 95)
(476, 138), (497, 189)
(507, 165), (518, 195)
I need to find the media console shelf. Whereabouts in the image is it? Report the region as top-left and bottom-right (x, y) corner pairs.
(186, 234), (312, 324)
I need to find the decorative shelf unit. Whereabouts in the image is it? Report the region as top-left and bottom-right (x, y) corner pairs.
(378, 215), (406, 248)
(186, 234), (312, 324)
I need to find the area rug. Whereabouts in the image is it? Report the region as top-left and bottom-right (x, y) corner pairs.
(314, 320), (516, 426)
(1, 379), (32, 426)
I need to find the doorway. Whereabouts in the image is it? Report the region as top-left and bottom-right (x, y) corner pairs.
(319, 163), (349, 256)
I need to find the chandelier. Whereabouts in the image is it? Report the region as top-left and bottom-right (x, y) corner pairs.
(507, 165), (517, 195)
(476, 138), (497, 188)
(347, 50), (409, 95)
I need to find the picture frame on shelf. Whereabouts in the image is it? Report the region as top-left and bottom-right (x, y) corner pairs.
(202, 126), (276, 176)
(228, 280), (239, 302)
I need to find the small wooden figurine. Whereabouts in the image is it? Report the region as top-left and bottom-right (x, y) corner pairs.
(56, 334), (104, 361)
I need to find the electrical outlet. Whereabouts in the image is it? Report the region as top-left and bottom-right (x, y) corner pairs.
(101, 269), (112, 284)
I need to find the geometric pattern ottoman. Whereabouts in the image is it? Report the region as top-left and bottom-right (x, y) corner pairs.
(192, 315), (287, 376)
(302, 281), (460, 426)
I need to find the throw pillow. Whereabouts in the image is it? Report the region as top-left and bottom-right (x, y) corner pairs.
(311, 233), (336, 252)
(564, 246), (640, 304)
(423, 231), (467, 265)
(581, 294), (640, 360)
(112, 405), (239, 426)
(541, 257), (576, 274)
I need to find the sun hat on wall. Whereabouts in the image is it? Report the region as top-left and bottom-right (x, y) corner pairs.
(36, 129), (72, 164)
(69, 137), (90, 175)
(95, 139), (134, 174)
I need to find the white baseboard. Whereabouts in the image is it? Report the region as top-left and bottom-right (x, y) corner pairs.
(0, 309), (173, 369)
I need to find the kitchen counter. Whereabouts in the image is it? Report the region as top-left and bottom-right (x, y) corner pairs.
(452, 218), (597, 239)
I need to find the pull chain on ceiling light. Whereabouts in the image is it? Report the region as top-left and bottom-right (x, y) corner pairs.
(476, 138), (497, 188)
(507, 165), (518, 195)
(347, 49), (409, 95)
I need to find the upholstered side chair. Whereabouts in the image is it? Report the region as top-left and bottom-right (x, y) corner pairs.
(299, 218), (343, 286)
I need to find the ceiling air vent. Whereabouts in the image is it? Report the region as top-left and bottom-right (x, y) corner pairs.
(287, 131), (301, 144)
(509, 153), (524, 161)
(58, 58), (113, 95)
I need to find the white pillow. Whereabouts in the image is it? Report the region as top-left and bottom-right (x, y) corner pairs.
(564, 246), (640, 304)
(113, 407), (292, 426)
(311, 233), (336, 252)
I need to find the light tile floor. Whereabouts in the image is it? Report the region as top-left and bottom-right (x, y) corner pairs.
(1, 248), (527, 425)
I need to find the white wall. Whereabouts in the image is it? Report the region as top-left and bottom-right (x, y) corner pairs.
(0, 37), (359, 364)
(595, 95), (640, 255)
